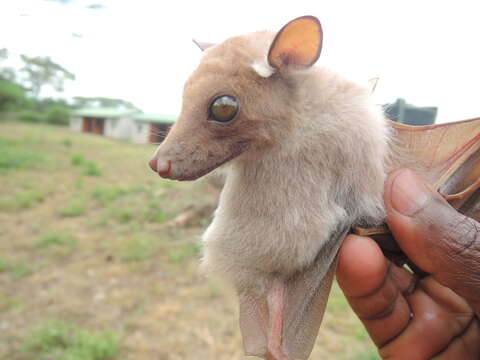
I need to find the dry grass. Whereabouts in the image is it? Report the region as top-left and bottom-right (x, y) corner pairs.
(0, 121), (379, 360)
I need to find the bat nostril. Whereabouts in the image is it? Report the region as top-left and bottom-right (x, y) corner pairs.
(149, 157), (172, 178)
(149, 158), (158, 172)
(157, 159), (172, 178)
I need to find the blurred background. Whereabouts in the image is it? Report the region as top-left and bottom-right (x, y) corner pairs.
(0, 1), (479, 359)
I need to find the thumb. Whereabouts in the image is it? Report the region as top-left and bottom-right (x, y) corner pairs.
(385, 168), (480, 311)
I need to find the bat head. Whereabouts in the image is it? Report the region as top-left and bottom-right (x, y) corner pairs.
(149, 16), (323, 180)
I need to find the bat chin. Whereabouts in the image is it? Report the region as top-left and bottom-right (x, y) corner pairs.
(162, 159), (226, 181)
(168, 166), (218, 181)
(165, 145), (248, 181)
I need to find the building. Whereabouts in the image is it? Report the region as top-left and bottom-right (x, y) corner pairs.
(70, 107), (139, 140)
(384, 98), (437, 126)
(131, 113), (176, 144)
(70, 108), (177, 144)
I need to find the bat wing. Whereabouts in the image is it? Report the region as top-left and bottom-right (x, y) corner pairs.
(282, 247), (338, 359)
(355, 117), (480, 273)
(391, 118), (480, 218)
(239, 226), (349, 360)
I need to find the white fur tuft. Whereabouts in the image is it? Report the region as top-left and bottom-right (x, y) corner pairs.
(252, 62), (275, 78)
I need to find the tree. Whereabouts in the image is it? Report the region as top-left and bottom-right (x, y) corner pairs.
(0, 49), (28, 111)
(0, 48), (16, 81)
(86, 4), (105, 9)
(45, 0), (73, 4)
(0, 77), (28, 111)
(0, 50), (73, 122)
(20, 55), (75, 98)
(0, 48), (7, 60)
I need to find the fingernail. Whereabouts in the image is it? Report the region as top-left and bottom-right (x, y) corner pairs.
(390, 169), (430, 216)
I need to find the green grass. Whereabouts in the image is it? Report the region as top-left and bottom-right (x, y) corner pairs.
(110, 207), (135, 223)
(83, 161), (102, 176)
(37, 232), (76, 248)
(71, 153), (86, 166)
(326, 292), (350, 313)
(101, 195), (172, 224)
(121, 235), (159, 262)
(62, 139), (73, 147)
(74, 178), (84, 190)
(356, 349), (381, 360)
(140, 199), (172, 223)
(71, 153), (102, 176)
(207, 281), (221, 298)
(16, 189), (49, 208)
(11, 262), (34, 278)
(92, 186), (128, 205)
(168, 242), (201, 264)
(354, 326), (370, 341)
(0, 188), (50, 212)
(0, 256), (11, 272)
(23, 320), (120, 360)
(0, 296), (24, 312)
(0, 256), (34, 278)
(0, 137), (45, 172)
(59, 197), (87, 217)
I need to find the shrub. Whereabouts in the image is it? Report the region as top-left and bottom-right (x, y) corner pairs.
(0, 77), (27, 111)
(45, 105), (71, 126)
(18, 110), (45, 123)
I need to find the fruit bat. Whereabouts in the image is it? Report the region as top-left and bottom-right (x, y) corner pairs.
(148, 15), (480, 360)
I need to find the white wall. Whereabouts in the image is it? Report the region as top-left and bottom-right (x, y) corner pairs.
(104, 117), (135, 140)
(70, 116), (155, 143)
(70, 117), (82, 132)
(131, 121), (150, 144)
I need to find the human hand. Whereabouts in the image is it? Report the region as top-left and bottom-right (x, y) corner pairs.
(337, 169), (480, 359)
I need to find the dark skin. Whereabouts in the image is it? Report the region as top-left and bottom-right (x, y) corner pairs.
(337, 169), (480, 359)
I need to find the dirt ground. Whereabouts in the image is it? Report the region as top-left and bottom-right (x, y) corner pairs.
(0, 121), (379, 359)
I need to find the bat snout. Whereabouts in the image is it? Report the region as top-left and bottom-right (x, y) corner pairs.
(149, 157), (172, 178)
(148, 158), (157, 172)
(149, 139), (247, 181)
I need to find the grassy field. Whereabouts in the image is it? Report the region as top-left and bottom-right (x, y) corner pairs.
(0, 120), (379, 360)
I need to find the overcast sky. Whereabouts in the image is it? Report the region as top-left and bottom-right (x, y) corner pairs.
(0, 0), (479, 123)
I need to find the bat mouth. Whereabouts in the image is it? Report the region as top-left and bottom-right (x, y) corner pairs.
(160, 142), (249, 181)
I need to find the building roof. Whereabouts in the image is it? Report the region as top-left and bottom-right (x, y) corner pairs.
(133, 113), (176, 124)
(74, 107), (139, 119)
(384, 98), (437, 126)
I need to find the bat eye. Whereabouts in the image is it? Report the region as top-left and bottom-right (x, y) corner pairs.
(209, 95), (239, 123)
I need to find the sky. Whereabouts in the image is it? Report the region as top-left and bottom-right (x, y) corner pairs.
(0, 0), (479, 123)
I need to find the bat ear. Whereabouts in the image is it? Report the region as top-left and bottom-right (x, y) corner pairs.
(192, 39), (215, 51)
(368, 77), (379, 93)
(268, 16), (323, 72)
